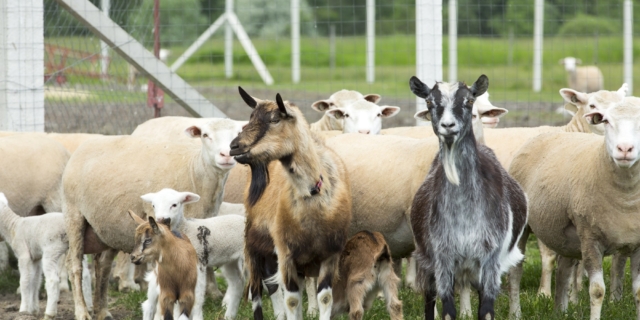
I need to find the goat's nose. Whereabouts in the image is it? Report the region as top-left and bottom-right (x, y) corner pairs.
(230, 139), (239, 150)
(440, 122), (455, 129)
(358, 130), (370, 134)
(618, 144), (634, 154)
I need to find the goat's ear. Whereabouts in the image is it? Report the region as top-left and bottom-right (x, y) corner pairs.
(584, 110), (607, 125)
(480, 107), (508, 119)
(379, 106), (400, 118)
(148, 216), (162, 234)
(128, 210), (146, 226)
(364, 94), (381, 104)
(238, 86), (258, 109)
(140, 193), (155, 204)
(409, 76), (430, 99)
(276, 93), (289, 116)
(414, 109), (432, 122)
(470, 75), (489, 97)
(326, 108), (347, 120)
(617, 83), (629, 98)
(181, 192), (200, 204)
(559, 88), (588, 105)
(0, 192), (7, 206)
(311, 100), (333, 112)
(185, 125), (202, 138)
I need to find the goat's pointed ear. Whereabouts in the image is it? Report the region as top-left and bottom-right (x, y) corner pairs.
(185, 125), (202, 138)
(238, 86), (257, 109)
(128, 210), (146, 226)
(181, 192), (200, 204)
(559, 88), (588, 105)
(379, 106), (400, 118)
(617, 83), (629, 98)
(148, 216), (162, 234)
(364, 94), (381, 104)
(470, 75), (489, 97)
(276, 93), (288, 116)
(410, 76), (430, 99)
(414, 109), (432, 122)
(140, 193), (155, 204)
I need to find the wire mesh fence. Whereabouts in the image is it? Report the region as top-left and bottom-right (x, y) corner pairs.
(36, 0), (640, 134)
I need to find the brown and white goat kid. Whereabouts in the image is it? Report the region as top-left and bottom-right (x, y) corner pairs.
(230, 87), (352, 320)
(129, 211), (198, 320)
(332, 231), (403, 320)
(409, 75), (528, 320)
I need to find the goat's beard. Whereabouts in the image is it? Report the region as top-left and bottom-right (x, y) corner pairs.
(441, 141), (460, 186)
(247, 162), (270, 207)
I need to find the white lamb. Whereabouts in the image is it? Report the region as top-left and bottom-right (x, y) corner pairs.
(139, 188), (246, 320)
(0, 192), (92, 319)
(560, 57), (604, 93)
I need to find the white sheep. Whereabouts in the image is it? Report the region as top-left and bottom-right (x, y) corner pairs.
(560, 57), (604, 93)
(508, 97), (640, 319)
(62, 119), (244, 320)
(0, 192), (92, 319)
(139, 188), (246, 320)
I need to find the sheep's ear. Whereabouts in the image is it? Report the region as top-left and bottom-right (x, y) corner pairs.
(584, 110), (607, 125)
(559, 88), (589, 105)
(185, 125), (202, 138)
(470, 75), (489, 97)
(276, 93), (289, 117)
(409, 76), (430, 99)
(128, 210), (146, 226)
(181, 192), (200, 204)
(0, 192), (7, 206)
(414, 109), (432, 122)
(148, 216), (162, 234)
(364, 94), (381, 104)
(326, 108), (347, 120)
(311, 100), (333, 112)
(617, 83), (629, 98)
(140, 193), (156, 204)
(379, 106), (400, 118)
(480, 107), (508, 119)
(238, 86), (257, 109)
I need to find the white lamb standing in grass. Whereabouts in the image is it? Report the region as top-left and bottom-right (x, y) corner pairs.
(0, 192), (92, 319)
(139, 188), (246, 320)
(560, 56), (604, 93)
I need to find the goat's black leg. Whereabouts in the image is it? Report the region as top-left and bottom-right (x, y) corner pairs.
(262, 254), (284, 319)
(423, 273), (437, 320)
(478, 257), (500, 320)
(441, 291), (456, 320)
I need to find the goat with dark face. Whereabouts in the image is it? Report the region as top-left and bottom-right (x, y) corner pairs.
(230, 87), (352, 320)
(409, 75), (528, 320)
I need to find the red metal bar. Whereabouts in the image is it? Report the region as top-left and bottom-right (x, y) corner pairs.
(147, 0), (164, 117)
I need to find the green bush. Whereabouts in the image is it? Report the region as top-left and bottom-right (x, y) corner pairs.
(558, 14), (620, 37)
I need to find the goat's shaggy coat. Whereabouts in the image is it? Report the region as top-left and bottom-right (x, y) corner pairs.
(409, 75), (528, 320)
(230, 88), (352, 320)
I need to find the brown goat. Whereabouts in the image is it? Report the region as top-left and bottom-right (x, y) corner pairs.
(332, 231), (403, 320)
(128, 211), (197, 320)
(230, 88), (352, 320)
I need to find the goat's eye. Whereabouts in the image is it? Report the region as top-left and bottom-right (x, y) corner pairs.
(590, 104), (596, 110)
(171, 204), (177, 208)
(271, 119), (280, 124)
(426, 100), (432, 106)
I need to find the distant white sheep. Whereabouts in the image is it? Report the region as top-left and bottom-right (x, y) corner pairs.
(560, 57), (604, 93)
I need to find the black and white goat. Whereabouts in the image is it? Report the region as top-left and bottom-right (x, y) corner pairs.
(409, 75), (528, 320)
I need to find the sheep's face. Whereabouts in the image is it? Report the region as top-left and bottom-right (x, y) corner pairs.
(141, 188), (200, 229)
(411, 75), (489, 146)
(560, 57), (581, 72)
(130, 215), (167, 265)
(311, 90), (382, 131)
(230, 88), (300, 165)
(326, 100), (400, 135)
(561, 84), (628, 135)
(185, 119), (245, 170)
(586, 97), (640, 168)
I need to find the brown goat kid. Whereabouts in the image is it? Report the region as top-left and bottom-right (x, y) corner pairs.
(230, 88), (352, 320)
(332, 231), (403, 320)
(129, 211), (198, 320)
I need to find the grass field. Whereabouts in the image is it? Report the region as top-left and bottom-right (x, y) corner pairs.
(0, 236), (636, 319)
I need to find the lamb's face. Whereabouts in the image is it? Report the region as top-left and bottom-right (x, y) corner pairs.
(141, 188), (200, 229)
(586, 98), (640, 168)
(560, 84), (627, 135)
(560, 57), (580, 72)
(186, 119), (245, 170)
(326, 100), (400, 135)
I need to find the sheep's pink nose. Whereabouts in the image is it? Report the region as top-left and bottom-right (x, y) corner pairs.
(220, 150), (231, 157)
(358, 130), (370, 134)
(617, 144), (634, 155)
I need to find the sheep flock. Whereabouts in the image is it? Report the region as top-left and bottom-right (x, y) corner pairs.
(1, 72), (640, 320)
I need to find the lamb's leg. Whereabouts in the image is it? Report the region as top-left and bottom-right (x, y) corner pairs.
(141, 271), (159, 320)
(405, 257), (417, 290)
(317, 254), (340, 320)
(58, 254), (70, 292)
(0, 241), (8, 271)
(17, 256), (35, 314)
(206, 266), (224, 299)
(65, 207), (92, 320)
(609, 253), (627, 302)
(537, 239), (556, 297)
(82, 255), (94, 312)
(190, 264), (206, 320)
(629, 249), (640, 319)
(31, 259), (44, 315)
(379, 258), (403, 320)
(509, 226), (530, 319)
(582, 239), (605, 320)
(42, 253), (63, 319)
(221, 261), (244, 320)
(305, 277), (318, 316)
(93, 248), (117, 320)
(554, 255), (576, 312)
